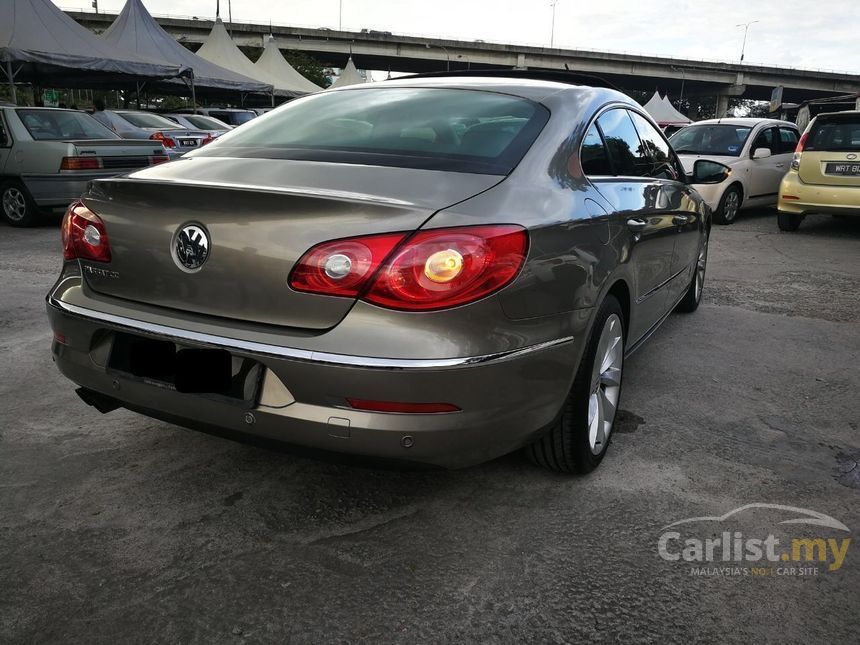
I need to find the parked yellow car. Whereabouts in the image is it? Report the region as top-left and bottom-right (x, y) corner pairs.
(777, 110), (860, 231)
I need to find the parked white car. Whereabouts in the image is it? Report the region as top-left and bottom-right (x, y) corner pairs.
(669, 118), (800, 224)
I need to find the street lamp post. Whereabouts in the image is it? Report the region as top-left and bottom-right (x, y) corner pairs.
(425, 43), (450, 71)
(550, 0), (559, 48)
(737, 20), (759, 62)
(339, 0), (343, 31)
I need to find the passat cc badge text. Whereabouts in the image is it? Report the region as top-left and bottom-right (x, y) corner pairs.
(174, 223), (210, 271)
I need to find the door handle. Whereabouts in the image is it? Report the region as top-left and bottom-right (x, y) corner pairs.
(672, 215), (690, 225)
(775, 163), (785, 168)
(627, 218), (647, 232)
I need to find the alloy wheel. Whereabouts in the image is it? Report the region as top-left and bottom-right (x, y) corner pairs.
(723, 190), (740, 222)
(2, 187), (27, 222)
(587, 313), (623, 455)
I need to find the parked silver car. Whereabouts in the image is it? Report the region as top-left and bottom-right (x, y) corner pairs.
(161, 113), (232, 138)
(173, 108), (257, 127)
(0, 107), (168, 227)
(90, 110), (210, 158)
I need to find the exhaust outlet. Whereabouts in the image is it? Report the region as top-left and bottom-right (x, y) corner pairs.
(75, 387), (121, 414)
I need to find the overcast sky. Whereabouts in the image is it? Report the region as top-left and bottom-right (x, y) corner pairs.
(60, 0), (860, 73)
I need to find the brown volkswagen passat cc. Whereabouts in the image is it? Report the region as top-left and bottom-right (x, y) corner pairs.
(47, 75), (723, 472)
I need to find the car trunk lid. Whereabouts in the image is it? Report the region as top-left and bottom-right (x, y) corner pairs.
(81, 157), (502, 330)
(66, 139), (168, 171)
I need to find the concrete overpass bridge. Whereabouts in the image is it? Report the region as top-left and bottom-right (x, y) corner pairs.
(68, 10), (859, 115)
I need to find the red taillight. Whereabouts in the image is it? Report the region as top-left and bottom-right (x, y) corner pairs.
(791, 132), (809, 170)
(346, 399), (460, 414)
(289, 225), (528, 311)
(289, 232), (408, 298)
(365, 225), (528, 311)
(201, 133), (215, 146)
(60, 156), (102, 171)
(61, 200), (111, 263)
(149, 131), (176, 149)
(794, 132), (809, 154)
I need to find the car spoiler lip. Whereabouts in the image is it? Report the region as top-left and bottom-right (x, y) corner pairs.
(47, 297), (574, 371)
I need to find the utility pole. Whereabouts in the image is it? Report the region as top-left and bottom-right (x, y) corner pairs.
(737, 20), (759, 62)
(550, 0), (560, 48)
(339, 0), (343, 30)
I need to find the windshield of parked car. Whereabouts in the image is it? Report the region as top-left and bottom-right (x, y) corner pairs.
(202, 88), (549, 174)
(669, 124), (753, 156)
(806, 115), (860, 151)
(182, 115), (231, 130)
(118, 112), (182, 129)
(17, 109), (119, 141)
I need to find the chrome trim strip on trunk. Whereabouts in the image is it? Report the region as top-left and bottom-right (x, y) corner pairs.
(48, 297), (574, 370)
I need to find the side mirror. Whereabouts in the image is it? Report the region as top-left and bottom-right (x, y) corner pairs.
(752, 147), (772, 160)
(690, 159), (731, 184)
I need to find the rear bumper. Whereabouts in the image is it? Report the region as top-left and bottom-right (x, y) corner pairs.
(778, 172), (860, 216)
(47, 296), (580, 468)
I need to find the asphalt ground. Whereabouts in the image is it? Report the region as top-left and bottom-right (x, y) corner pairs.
(1, 208), (858, 643)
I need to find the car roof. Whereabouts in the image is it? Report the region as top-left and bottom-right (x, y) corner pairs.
(691, 117), (796, 128)
(334, 74), (625, 104)
(6, 106), (84, 112)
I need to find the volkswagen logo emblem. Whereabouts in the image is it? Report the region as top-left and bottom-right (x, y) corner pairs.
(173, 223), (210, 271)
(847, 153), (857, 160)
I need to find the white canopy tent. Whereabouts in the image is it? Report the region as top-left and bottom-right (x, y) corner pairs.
(642, 90), (692, 127)
(328, 57), (367, 89)
(1, 0), (183, 103)
(196, 18), (297, 99)
(254, 36), (321, 95)
(100, 0), (271, 100)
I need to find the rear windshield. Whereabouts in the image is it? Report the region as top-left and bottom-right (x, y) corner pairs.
(118, 112), (181, 129)
(669, 124), (752, 156)
(209, 111), (255, 126)
(806, 116), (860, 152)
(183, 115), (230, 130)
(199, 88), (550, 174)
(17, 109), (118, 141)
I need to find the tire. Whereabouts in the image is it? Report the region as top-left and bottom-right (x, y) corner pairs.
(713, 184), (742, 225)
(676, 235), (708, 313)
(526, 296), (625, 474)
(1, 180), (40, 227)
(777, 212), (803, 231)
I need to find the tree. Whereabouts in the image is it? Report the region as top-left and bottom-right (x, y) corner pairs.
(283, 51), (328, 88)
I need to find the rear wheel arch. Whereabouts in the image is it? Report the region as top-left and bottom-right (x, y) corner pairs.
(605, 280), (631, 338)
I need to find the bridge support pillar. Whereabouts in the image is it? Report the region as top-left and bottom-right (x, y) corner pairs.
(715, 93), (730, 118)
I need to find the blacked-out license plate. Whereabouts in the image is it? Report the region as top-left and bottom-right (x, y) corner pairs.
(825, 162), (860, 176)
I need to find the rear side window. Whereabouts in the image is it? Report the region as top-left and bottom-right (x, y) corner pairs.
(202, 88), (550, 174)
(596, 109), (650, 177)
(778, 128), (799, 154)
(0, 114), (8, 146)
(580, 124), (612, 175)
(627, 110), (680, 180)
(806, 117), (860, 152)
